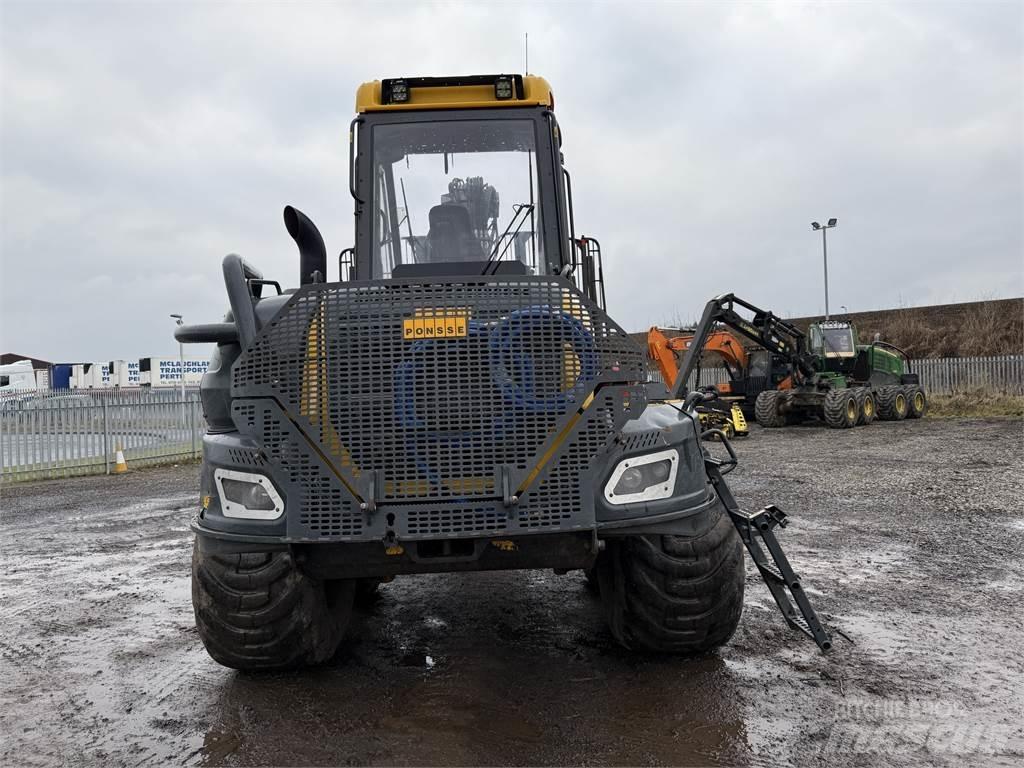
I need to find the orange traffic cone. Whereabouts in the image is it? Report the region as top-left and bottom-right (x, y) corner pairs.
(113, 443), (128, 474)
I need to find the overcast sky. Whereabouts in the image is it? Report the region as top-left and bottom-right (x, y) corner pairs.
(1, 1), (1021, 362)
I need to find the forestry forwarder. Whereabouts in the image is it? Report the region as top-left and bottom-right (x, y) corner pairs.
(175, 75), (831, 670)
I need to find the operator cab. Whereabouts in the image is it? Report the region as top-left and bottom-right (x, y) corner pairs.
(346, 74), (602, 303)
(809, 322), (858, 359)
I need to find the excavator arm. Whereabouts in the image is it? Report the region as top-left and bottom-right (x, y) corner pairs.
(669, 293), (814, 400)
(648, 327), (749, 393)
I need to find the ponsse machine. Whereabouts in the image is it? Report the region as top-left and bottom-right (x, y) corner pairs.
(177, 75), (831, 670)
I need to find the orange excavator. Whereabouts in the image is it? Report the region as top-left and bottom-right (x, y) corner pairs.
(647, 327), (750, 437)
(647, 327), (749, 396)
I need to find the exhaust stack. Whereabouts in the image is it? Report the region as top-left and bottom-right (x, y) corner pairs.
(284, 206), (327, 285)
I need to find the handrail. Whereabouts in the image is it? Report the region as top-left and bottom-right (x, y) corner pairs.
(349, 117), (364, 203)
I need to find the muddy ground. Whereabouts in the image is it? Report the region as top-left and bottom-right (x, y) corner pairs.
(2, 418), (1022, 767)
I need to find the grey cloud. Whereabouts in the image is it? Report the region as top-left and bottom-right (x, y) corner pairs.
(1, 1), (1020, 361)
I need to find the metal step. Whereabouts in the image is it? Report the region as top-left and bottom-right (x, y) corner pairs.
(705, 458), (833, 653)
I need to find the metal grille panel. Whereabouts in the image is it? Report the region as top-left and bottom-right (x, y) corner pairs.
(405, 506), (507, 536)
(517, 389), (626, 529)
(226, 446), (267, 468)
(620, 429), (664, 454)
(234, 399), (362, 538)
(232, 277), (646, 516)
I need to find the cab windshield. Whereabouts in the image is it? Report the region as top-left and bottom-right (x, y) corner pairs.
(371, 120), (543, 278)
(811, 325), (857, 357)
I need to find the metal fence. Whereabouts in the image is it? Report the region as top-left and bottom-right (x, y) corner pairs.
(1, 389), (205, 484)
(647, 355), (1024, 395)
(911, 356), (1023, 395)
(2, 353), (1020, 485)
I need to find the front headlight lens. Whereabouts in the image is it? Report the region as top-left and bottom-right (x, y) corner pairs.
(214, 469), (284, 519)
(612, 461), (671, 495)
(605, 449), (679, 505)
(221, 478), (276, 511)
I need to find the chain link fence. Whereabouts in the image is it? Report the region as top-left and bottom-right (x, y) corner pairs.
(1, 389), (205, 484)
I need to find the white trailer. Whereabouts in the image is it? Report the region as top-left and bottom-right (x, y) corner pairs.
(106, 360), (141, 387)
(71, 362), (110, 389)
(139, 357), (209, 387)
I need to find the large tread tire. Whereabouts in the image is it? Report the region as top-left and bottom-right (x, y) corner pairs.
(904, 386), (928, 419)
(855, 388), (876, 426)
(192, 542), (354, 671)
(754, 390), (787, 428)
(824, 389), (857, 428)
(876, 385), (908, 421)
(597, 499), (745, 654)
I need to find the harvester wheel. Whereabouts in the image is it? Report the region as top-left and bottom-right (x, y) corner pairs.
(824, 389), (857, 428)
(192, 541), (354, 671)
(855, 388), (876, 425)
(754, 390), (787, 428)
(876, 385), (908, 421)
(904, 386), (928, 419)
(596, 498), (745, 654)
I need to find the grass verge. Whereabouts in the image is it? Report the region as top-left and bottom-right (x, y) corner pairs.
(928, 391), (1024, 419)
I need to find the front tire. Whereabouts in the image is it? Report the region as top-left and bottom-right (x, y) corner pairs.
(755, 390), (787, 428)
(192, 541), (354, 671)
(597, 498), (745, 654)
(824, 389), (857, 428)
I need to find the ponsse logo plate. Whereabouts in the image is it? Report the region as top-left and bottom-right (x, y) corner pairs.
(402, 310), (469, 340)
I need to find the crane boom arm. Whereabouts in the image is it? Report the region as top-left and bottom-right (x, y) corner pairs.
(670, 293), (814, 399)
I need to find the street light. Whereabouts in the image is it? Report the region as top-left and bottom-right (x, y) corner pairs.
(170, 314), (185, 403)
(810, 218), (838, 320)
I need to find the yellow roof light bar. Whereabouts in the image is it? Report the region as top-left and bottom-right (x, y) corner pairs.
(356, 74), (554, 113)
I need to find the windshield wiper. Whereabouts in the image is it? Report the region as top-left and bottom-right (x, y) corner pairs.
(399, 177), (418, 263)
(481, 203), (534, 276)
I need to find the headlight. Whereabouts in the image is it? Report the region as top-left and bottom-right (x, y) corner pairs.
(604, 448), (679, 505)
(214, 469), (284, 519)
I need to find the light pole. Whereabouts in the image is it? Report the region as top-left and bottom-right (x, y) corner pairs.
(170, 314), (185, 402)
(810, 218), (838, 320)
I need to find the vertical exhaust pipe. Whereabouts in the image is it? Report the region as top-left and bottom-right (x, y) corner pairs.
(284, 206), (327, 285)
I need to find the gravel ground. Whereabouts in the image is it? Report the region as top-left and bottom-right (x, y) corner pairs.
(1, 417), (1022, 767)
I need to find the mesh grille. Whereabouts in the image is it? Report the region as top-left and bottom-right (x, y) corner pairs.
(406, 506), (507, 536)
(619, 429), (664, 453)
(226, 447), (267, 468)
(517, 390), (619, 529)
(234, 400), (362, 538)
(232, 277), (645, 513)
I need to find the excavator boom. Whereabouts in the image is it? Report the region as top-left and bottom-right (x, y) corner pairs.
(648, 327), (749, 392)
